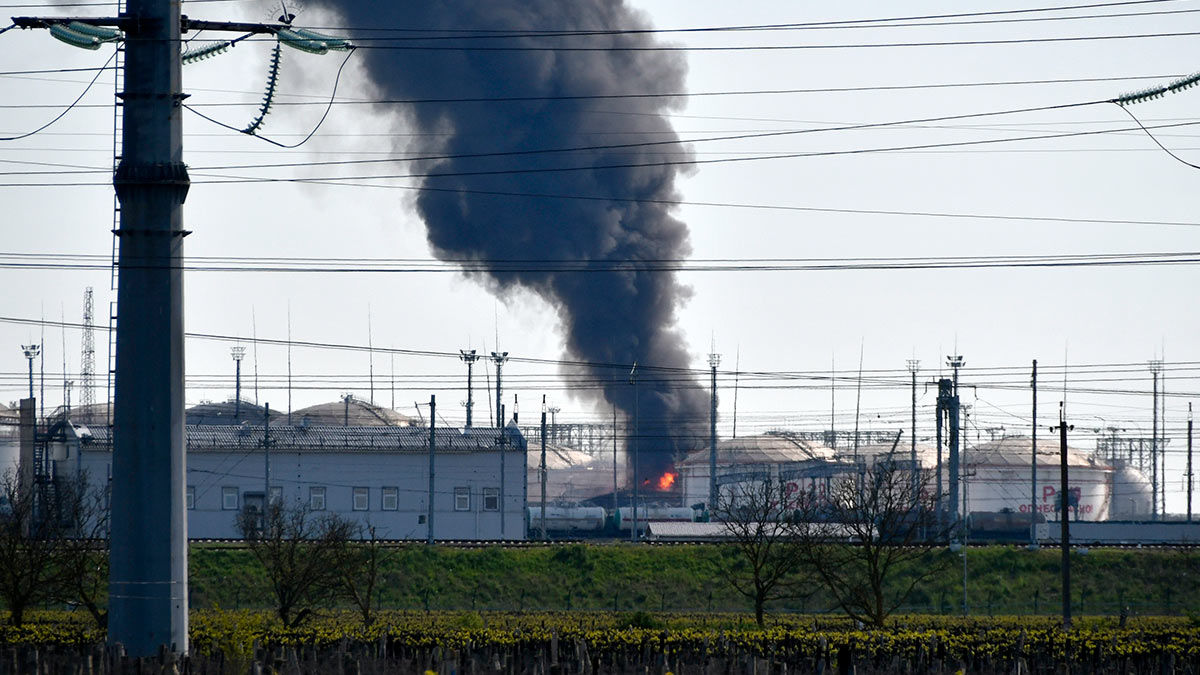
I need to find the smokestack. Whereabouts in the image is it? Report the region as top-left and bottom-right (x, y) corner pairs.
(317, 1), (707, 483)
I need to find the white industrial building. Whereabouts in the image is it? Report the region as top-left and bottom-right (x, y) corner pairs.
(44, 398), (530, 540)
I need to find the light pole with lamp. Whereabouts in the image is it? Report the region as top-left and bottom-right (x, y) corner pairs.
(21, 344), (40, 401)
(230, 345), (247, 419)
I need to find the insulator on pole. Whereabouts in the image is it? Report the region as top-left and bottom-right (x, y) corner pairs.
(276, 28), (330, 54)
(67, 21), (121, 42)
(243, 42), (282, 135)
(1114, 71), (1200, 107)
(288, 26), (352, 50)
(49, 24), (104, 50)
(182, 41), (232, 65)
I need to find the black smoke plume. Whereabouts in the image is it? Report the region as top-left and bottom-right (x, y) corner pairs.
(317, 1), (707, 486)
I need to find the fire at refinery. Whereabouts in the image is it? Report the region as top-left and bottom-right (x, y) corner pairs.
(657, 471), (678, 491)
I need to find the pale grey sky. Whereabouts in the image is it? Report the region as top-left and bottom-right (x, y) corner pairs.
(1, 1), (1197, 507)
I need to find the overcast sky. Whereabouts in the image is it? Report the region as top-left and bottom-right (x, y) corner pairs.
(1, 1), (1197, 508)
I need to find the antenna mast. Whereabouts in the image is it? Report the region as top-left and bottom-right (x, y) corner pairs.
(80, 287), (96, 421)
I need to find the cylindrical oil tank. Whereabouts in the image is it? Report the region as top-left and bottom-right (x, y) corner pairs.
(615, 506), (696, 532)
(526, 506), (607, 534)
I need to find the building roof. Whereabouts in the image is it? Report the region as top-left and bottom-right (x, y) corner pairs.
(292, 397), (416, 427)
(844, 441), (940, 468)
(969, 437), (1102, 469)
(679, 431), (835, 467)
(185, 399), (283, 426)
(82, 420), (524, 454)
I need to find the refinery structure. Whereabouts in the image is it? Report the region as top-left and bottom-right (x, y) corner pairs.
(0, 294), (1186, 542)
(1, 349), (1174, 544)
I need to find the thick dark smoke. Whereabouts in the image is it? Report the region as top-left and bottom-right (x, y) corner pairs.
(318, 1), (707, 486)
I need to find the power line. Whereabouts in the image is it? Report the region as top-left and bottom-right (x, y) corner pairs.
(345, 30), (1200, 52)
(0, 50), (113, 141)
(9, 313), (1200, 380)
(3, 73), (1188, 108)
(181, 47), (355, 149)
(169, 118), (1200, 185)
(293, 1), (1192, 35)
(332, 8), (1200, 39)
(1117, 104), (1200, 170)
(0, 250), (1195, 273)
(178, 111), (1193, 174)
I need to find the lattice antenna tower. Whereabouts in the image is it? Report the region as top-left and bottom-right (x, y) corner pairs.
(80, 287), (96, 421)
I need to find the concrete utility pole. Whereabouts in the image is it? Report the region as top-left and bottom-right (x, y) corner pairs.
(262, 403), (271, 509)
(498, 403), (506, 538)
(540, 395), (548, 541)
(428, 395), (436, 545)
(907, 359), (919, 495)
(1150, 360), (1162, 521)
(11, 8), (346, 656)
(1051, 402), (1074, 631)
(459, 349), (478, 428)
(69, 0), (195, 652)
(946, 356), (965, 534)
(708, 352), (720, 510)
(491, 351), (508, 429)
(1031, 360), (1039, 548)
(103, 0), (190, 653)
(612, 405), (618, 516)
(629, 362), (639, 543)
(935, 379), (945, 524)
(1188, 402), (1194, 523)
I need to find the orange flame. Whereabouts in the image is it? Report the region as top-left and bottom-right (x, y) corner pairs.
(657, 471), (678, 491)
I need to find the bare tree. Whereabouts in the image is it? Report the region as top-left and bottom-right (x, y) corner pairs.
(339, 523), (393, 626)
(54, 476), (110, 628)
(237, 500), (357, 628)
(796, 451), (949, 627)
(0, 471), (88, 625)
(712, 476), (811, 626)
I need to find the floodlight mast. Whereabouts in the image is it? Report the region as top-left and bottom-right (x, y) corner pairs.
(231, 345), (247, 418)
(21, 344), (40, 400)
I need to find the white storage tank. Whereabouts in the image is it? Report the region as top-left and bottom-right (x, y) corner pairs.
(615, 506), (696, 533)
(526, 505), (607, 535)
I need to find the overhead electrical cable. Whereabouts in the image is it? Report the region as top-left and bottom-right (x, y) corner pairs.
(175, 118), (1200, 185)
(346, 30), (1200, 52)
(298, 0), (1189, 35)
(3, 117), (1195, 188)
(0, 49), (113, 141)
(181, 98), (1110, 172)
(2, 314), (1198, 382)
(0, 250), (1195, 273)
(182, 46), (355, 148)
(1, 72), (1185, 103)
(321, 7), (1200, 40)
(0, 65), (113, 76)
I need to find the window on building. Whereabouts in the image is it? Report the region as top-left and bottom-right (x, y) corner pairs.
(483, 487), (500, 512)
(454, 487), (470, 511)
(381, 487), (398, 511)
(186, 485), (195, 510)
(222, 486), (238, 510)
(309, 486), (326, 511)
(268, 486), (282, 505)
(353, 487), (369, 511)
